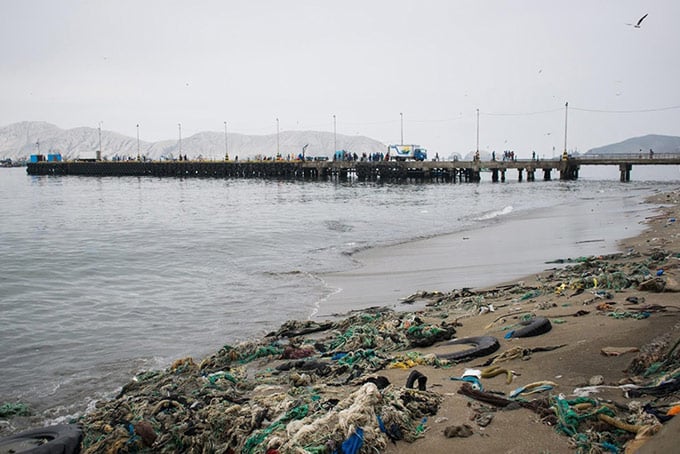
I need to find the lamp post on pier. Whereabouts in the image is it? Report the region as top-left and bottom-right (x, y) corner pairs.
(400, 112), (403, 145)
(563, 102), (569, 159)
(178, 123), (182, 158)
(476, 108), (480, 154)
(97, 121), (102, 161)
(136, 124), (140, 160)
(333, 114), (337, 153)
(224, 121), (228, 160)
(276, 118), (280, 157)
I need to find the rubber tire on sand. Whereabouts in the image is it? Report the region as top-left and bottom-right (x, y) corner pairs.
(436, 336), (500, 362)
(511, 317), (552, 338)
(0, 424), (82, 454)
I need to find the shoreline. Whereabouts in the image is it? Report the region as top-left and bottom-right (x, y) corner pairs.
(316, 190), (654, 317)
(4, 189), (680, 452)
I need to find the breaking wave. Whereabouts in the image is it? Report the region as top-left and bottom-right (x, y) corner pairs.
(476, 205), (514, 221)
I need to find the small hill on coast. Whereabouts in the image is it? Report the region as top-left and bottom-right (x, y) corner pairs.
(586, 134), (680, 155)
(0, 121), (387, 162)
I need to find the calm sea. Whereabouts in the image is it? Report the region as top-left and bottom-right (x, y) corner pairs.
(0, 166), (678, 430)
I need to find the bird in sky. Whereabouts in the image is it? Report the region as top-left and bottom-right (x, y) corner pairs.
(627, 13), (648, 28)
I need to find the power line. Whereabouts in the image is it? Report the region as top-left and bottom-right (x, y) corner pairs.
(216, 102), (680, 134)
(479, 108), (563, 117)
(571, 104), (680, 114)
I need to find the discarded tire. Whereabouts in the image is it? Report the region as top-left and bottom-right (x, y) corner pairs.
(405, 370), (427, 391)
(0, 424), (82, 454)
(436, 336), (500, 362)
(509, 317), (552, 338)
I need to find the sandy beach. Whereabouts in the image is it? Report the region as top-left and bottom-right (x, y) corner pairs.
(8, 189), (680, 453)
(379, 190), (680, 453)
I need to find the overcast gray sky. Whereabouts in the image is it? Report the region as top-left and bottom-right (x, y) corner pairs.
(1, 0), (679, 157)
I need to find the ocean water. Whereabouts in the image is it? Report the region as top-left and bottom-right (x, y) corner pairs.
(0, 166), (677, 430)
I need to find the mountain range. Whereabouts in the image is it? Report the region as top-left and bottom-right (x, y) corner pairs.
(585, 134), (680, 155)
(1, 122), (679, 162)
(0, 121), (387, 162)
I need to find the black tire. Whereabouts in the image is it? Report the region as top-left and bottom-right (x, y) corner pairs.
(405, 370), (427, 391)
(0, 424), (82, 454)
(510, 317), (552, 338)
(436, 336), (500, 362)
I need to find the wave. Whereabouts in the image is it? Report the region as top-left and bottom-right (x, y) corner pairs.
(475, 205), (514, 221)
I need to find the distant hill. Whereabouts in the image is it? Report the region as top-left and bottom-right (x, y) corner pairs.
(586, 134), (680, 155)
(0, 121), (387, 162)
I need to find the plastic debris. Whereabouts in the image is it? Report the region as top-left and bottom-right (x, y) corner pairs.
(601, 346), (640, 356)
(509, 381), (558, 398)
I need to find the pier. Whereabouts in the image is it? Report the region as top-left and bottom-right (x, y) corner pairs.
(26, 154), (680, 183)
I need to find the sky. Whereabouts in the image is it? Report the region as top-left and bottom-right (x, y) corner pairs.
(1, 0), (679, 158)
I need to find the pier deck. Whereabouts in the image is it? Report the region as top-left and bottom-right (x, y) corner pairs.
(26, 154), (680, 183)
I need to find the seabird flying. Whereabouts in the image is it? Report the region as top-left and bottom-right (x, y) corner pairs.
(629, 13), (648, 28)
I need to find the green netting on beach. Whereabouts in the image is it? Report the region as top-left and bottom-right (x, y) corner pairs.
(0, 402), (31, 418)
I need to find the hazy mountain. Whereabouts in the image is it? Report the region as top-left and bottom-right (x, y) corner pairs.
(586, 134), (680, 155)
(0, 121), (387, 162)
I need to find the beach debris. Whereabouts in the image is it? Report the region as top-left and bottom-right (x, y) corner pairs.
(388, 351), (441, 370)
(481, 365), (515, 384)
(450, 369), (484, 391)
(579, 324), (680, 449)
(601, 346), (640, 357)
(444, 424), (473, 438)
(405, 370), (428, 391)
(666, 405), (680, 416)
(570, 384), (640, 398)
(78, 307), (455, 452)
(0, 424), (82, 453)
(483, 344), (567, 365)
(504, 316), (552, 339)
(0, 403), (31, 418)
(266, 319), (334, 338)
(550, 395), (662, 452)
(472, 410), (494, 427)
(509, 380), (558, 398)
(401, 290), (446, 305)
(638, 277), (666, 292)
(457, 382), (514, 408)
(436, 336), (500, 362)
(588, 375), (605, 386)
(133, 420), (157, 447)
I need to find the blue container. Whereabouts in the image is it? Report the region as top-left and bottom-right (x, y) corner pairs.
(47, 154), (62, 162)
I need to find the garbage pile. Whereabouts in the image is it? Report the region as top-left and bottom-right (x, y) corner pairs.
(80, 308), (451, 453)
(552, 321), (680, 454)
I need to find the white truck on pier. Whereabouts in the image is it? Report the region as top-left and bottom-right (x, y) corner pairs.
(387, 144), (427, 161)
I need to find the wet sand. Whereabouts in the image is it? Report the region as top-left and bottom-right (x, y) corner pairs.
(319, 194), (651, 317)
